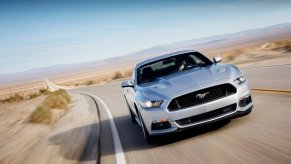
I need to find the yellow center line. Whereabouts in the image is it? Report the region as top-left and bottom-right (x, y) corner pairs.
(251, 88), (291, 95)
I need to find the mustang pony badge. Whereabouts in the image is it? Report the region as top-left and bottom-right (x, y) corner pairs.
(196, 92), (209, 99)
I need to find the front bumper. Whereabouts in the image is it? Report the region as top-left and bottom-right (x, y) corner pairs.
(138, 81), (253, 136)
(173, 105), (253, 133)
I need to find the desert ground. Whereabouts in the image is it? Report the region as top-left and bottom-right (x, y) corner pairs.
(0, 93), (100, 164)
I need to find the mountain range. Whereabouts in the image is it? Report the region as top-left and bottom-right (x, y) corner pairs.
(1, 22), (291, 85)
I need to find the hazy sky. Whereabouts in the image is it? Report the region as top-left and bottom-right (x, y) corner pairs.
(0, 0), (291, 75)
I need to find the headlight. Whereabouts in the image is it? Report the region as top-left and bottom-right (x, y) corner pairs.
(139, 100), (163, 108)
(234, 76), (246, 85)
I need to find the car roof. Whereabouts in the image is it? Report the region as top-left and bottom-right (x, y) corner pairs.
(135, 50), (198, 68)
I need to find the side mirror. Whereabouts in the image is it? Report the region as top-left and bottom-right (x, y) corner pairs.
(213, 56), (222, 64)
(121, 81), (134, 88)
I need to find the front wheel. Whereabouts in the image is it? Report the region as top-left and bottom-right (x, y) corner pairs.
(137, 111), (153, 142)
(124, 97), (137, 124)
(129, 108), (137, 123)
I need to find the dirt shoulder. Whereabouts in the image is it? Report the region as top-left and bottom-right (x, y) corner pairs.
(0, 93), (100, 164)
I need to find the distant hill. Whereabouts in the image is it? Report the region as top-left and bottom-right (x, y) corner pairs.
(1, 22), (291, 85)
(164, 22), (291, 48)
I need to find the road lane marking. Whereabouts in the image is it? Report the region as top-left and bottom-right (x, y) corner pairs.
(92, 95), (127, 164)
(45, 80), (126, 164)
(252, 89), (291, 95)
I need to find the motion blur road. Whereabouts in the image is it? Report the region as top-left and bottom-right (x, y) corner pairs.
(74, 65), (291, 164)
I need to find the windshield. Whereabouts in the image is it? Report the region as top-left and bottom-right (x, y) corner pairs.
(137, 52), (213, 84)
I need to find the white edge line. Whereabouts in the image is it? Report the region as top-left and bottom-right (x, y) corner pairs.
(45, 79), (126, 164)
(92, 95), (126, 164)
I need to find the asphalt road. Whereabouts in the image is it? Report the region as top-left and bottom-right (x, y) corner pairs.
(243, 64), (291, 91)
(74, 65), (291, 164)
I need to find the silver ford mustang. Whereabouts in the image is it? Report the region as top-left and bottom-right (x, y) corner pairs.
(121, 50), (253, 141)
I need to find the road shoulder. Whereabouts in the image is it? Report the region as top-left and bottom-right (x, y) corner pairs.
(0, 93), (100, 164)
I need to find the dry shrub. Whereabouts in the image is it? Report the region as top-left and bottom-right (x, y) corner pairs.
(29, 92), (41, 99)
(42, 89), (71, 110)
(273, 43), (291, 52)
(29, 89), (71, 124)
(123, 69), (133, 77)
(220, 49), (243, 62)
(226, 55), (236, 61)
(86, 80), (95, 86)
(30, 106), (52, 124)
(268, 38), (291, 52)
(0, 89), (48, 104)
(284, 44), (291, 52)
(112, 71), (122, 80)
(39, 88), (49, 95)
(0, 94), (24, 103)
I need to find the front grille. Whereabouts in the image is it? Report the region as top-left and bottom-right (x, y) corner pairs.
(168, 84), (236, 111)
(175, 103), (237, 126)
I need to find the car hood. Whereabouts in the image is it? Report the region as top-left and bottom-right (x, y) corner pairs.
(139, 64), (240, 99)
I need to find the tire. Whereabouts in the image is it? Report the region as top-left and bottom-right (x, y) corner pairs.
(129, 108), (137, 123)
(137, 111), (153, 142)
(124, 96), (137, 123)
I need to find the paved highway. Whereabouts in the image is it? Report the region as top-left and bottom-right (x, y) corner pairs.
(74, 65), (291, 164)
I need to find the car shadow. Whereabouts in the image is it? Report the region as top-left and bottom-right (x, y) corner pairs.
(48, 123), (100, 162)
(115, 115), (231, 148)
(48, 115), (231, 162)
